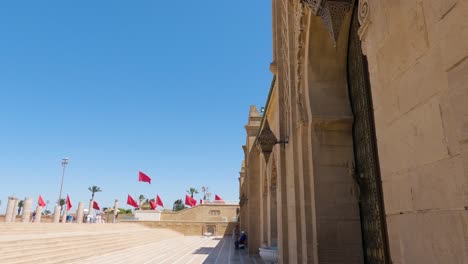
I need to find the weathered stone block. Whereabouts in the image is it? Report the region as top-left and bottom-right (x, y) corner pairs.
(395, 45), (448, 114)
(437, 1), (468, 70)
(377, 97), (449, 175)
(382, 175), (414, 214)
(447, 56), (468, 141)
(377, 0), (430, 83)
(390, 211), (467, 263)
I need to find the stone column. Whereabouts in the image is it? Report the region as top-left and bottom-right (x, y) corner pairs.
(113, 199), (119, 223)
(76, 202), (84, 224)
(11, 199), (19, 222)
(247, 149), (261, 255)
(5, 197), (16, 223)
(88, 200), (94, 219)
(34, 206), (43, 223)
(53, 205), (61, 223)
(62, 210), (68, 223)
(21, 198), (33, 223)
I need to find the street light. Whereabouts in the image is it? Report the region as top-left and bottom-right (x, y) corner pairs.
(58, 158), (69, 206)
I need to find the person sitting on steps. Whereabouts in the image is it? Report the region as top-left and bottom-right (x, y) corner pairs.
(235, 231), (247, 249)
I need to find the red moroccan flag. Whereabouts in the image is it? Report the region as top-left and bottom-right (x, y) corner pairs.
(93, 201), (100, 210)
(185, 195), (196, 207)
(156, 195), (164, 207)
(38, 195), (46, 207)
(138, 171), (151, 184)
(149, 200), (157, 210)
(190, 196), (197, 207)
(66, 195), (72, 211)
(214, 194), (223, 201)
(127, 194), (139, 208)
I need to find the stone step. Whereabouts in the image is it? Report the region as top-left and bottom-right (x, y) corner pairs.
(70, 237), (184, 264)
(0, 223), (145, 232)
(0, 233), (178, 264)
(72, 236), (214, 264)
(0, 231), (174, 255)
(0, 228), (166, 244)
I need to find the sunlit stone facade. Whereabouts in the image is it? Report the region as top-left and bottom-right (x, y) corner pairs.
(239, 0), (468, 263)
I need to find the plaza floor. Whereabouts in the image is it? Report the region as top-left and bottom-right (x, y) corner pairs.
(0, 223), (264, 264)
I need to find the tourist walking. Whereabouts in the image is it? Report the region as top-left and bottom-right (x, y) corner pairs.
(31, 211), (36, 222)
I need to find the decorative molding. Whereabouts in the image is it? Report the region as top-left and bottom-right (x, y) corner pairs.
(294, 2), (309, 124)
(263, 173), (268, 196)
(357, 0), (370, 40)
(301, 0), (352, 46)
(278, 0), (291, 137)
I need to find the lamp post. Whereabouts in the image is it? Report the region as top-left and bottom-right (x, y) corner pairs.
(58, 158), (69, 206)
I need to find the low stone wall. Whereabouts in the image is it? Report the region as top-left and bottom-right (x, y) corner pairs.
(160, 204), (239, 222)
(128, 220), (237, 236)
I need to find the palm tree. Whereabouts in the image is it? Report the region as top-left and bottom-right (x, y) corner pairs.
(17, 200), (24, 215)
(58, 199), (66, 214)
(173, 199), (186, 212)
(187, 187), (199, 198)
(88, 185), (102, 200)
(138, 194), (146, 209)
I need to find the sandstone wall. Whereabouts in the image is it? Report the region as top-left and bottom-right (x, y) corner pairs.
(362, 1), (468, 263)
(160, 204), (238, 222)
(134, 221), (236, 236)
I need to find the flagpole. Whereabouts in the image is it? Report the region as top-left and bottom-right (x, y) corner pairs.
(58, 158), (69, 206)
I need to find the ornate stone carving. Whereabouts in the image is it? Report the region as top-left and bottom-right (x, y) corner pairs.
(357, 0), (370, 39)
(302, 0), (323, 15)
(301, 0), (352, 46)
(319, 1), (351, 45)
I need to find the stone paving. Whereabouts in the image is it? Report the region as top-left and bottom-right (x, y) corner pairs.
(0, 223), (263, 264)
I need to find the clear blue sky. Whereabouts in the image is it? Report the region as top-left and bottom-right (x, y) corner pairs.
(0, 1), (272, 212)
